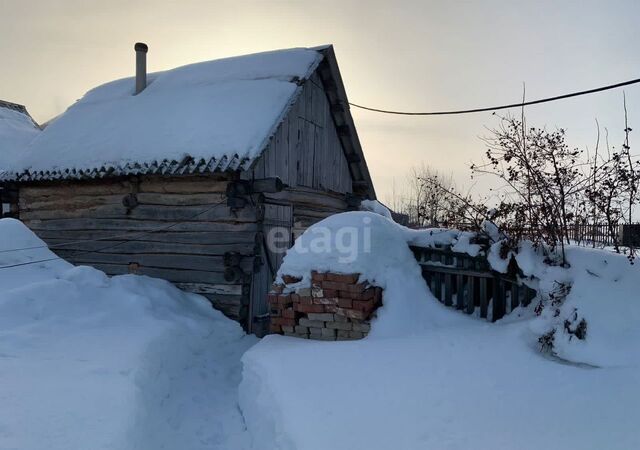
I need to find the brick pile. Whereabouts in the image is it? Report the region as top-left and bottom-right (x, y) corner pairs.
(268, 271), (382, 340)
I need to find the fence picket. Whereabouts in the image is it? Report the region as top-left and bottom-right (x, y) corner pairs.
(444, 274), (453, 306)
(456, 274), (465, 310)
(411, 245), (537, 323)
(492, 277), (506, 322)
(479, 278), (488, 319)
(510, 284), (519, 311)
(466, 277), (476, 314)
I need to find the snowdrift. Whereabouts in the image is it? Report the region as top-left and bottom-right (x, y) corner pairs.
(530, 246), (640, 367)
(0, 219), (256, 450)
(240, 210), (640, 450)
(271, 211), (464, 337)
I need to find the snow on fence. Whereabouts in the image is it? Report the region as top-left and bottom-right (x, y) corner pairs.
(410, 245), (536, 322)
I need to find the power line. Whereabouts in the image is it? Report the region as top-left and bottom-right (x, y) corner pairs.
(0, 196), (228, 270)
(0, 229), (161, 255)
(348, 77), (640, 116)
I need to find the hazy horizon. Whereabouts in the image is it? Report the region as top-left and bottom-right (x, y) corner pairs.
(2, 0), (640, 203)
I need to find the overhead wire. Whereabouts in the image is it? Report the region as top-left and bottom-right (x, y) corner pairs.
(3, 77), (640, 264)
(348, 77), (640, 116)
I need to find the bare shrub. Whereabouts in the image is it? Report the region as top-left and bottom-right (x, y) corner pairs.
(387, 164), (486, 228)
(471, 105), (639, 265)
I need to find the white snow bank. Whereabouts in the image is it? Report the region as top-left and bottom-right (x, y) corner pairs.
(8, 48), (321, 176)
(0, 106), (40, 171)
(241, 324), (640, 450)
(241, 212), (640, 449)
(530, 246), (640, 367)
(0, 217), (71, 288)
(0, 219), (256, 450)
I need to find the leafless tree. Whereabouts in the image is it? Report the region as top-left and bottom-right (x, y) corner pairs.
(388, 164), (484, 228)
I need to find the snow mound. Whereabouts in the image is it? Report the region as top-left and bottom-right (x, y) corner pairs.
(359, 199), (393, 219)
(275, 211), (459, 337)
(7, 48), (322, 178)
(276, 212), (640, 365)
(240, 213), (640, 450)
(0, 217), (71, 288)
(0, 219), (256, 450)
(0, 106), (40, 172)
(531, 246), (640, 367)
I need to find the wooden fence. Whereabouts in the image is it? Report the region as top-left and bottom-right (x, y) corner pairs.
(566, 223), (617, 247)
(410, 245), (537, 322)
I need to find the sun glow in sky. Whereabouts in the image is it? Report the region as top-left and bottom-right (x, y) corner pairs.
(2, 0), (640, 202)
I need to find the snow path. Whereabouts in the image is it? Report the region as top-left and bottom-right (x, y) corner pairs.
(0, 271), (258, 450)
(129, 325), (257, 450)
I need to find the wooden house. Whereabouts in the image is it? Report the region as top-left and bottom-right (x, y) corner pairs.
(0, 45), (376, 334)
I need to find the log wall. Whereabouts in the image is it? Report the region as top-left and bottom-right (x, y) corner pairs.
(19, 175), (257, 322)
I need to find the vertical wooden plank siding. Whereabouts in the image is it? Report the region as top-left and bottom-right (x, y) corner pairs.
(249, 204), (293, 336)
(249, 73), (352, 195)
(239, 70), (357, 331)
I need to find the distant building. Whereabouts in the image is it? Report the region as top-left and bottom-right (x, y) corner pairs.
(0, 100), (40, 217)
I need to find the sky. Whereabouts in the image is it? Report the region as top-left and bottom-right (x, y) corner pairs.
(2, 0), (640, 204)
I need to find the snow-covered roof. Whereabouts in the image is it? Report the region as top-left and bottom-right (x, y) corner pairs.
(0, 101), (40, 173)
(1, 48), (323, 181)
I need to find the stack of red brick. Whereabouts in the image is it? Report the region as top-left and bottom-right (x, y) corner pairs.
(269, 271), (382, 340)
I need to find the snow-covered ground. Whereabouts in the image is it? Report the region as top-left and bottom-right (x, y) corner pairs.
(0, 218), (256, 450)
(2, 208), (639, 450)
(240, 209), (640, 450)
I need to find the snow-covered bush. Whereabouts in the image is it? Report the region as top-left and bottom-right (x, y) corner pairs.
(529, 246), (640, 367)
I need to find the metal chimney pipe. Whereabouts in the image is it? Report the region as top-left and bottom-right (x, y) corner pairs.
(134, 42), (148, 95)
